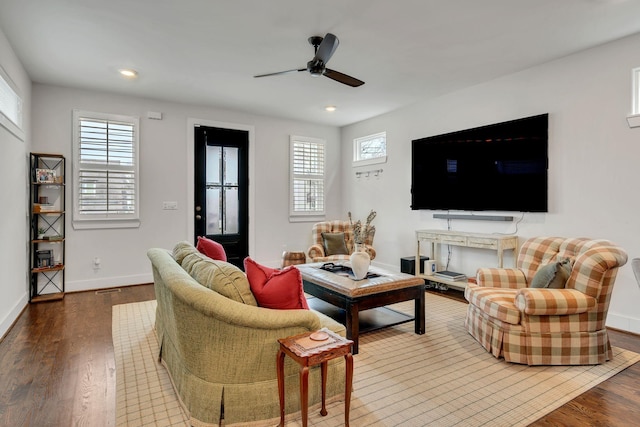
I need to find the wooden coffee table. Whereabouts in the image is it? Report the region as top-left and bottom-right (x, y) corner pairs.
(298, 263), (425, 354)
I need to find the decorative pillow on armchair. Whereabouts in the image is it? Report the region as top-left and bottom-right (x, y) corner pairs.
(321, 232), (349, 256)
(244, 257), (309, 310)
(530, 258), (572, 289)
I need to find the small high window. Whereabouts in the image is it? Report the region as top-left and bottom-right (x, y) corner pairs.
(353, 131), (387, 166)
(0, 66), (23, 140)
(633, 67), (640, 115)
(628, 67), (640, 128)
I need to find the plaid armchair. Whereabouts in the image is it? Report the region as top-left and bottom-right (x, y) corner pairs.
(464, 237), (627, 365)
(307, 220), (376, 262)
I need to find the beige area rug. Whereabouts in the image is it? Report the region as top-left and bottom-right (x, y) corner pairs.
(113, 295), (640, 427)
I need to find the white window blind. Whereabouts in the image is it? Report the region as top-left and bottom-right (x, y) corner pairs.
(0, 66), (23, 140)
(290, 135), (325, 220)
(72, 110), (140, 229)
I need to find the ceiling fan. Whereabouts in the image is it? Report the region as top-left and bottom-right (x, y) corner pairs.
(254, 33), (365, 87)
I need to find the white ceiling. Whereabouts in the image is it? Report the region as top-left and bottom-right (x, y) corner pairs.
(2, 0), (640, 127)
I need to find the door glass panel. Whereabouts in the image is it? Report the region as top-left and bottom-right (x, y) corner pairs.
(206, 146), (222, 184)
(224, 147), (238, 185)
(223, 187), (239, 234)
(206, 188), (221, 234)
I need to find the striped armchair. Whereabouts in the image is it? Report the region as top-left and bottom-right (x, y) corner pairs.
(464, 237), (627, 365)
(307, 220), (376, 262)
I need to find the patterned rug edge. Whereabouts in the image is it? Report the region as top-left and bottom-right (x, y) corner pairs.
(113, 296), (640, 427)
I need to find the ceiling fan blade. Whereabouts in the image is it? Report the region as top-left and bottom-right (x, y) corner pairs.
(254, 68), (306, 78)
(323, 69), (365, 87)
(314, 33), (339, 64)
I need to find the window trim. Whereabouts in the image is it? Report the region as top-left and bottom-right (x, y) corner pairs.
(0, 65), (24, 141)
(289, 135), (325, 222)
(72, 109), (140, 229)
(352, 131), (387, 167)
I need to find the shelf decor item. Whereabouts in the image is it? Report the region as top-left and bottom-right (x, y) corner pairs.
(37, 249), (53, 268)
(36, 168), (56, 183)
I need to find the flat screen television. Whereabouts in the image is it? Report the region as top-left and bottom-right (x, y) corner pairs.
(411, 114), (548, 212)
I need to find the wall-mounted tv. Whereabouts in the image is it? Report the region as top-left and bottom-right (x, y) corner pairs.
(411, 114), (548, 212)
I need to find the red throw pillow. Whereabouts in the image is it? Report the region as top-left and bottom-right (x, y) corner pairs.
(244, 257), (309, 310)
(196, 236), (227, 261)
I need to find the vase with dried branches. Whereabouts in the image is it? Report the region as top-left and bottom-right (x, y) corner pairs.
(348, 210), (376, 250)
(348, 210), (376, 279)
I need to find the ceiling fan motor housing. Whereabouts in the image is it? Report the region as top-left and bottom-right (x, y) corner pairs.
(307, 60), (325, 76)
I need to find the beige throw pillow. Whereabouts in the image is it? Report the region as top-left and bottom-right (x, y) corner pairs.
(173, 241), (258, 306)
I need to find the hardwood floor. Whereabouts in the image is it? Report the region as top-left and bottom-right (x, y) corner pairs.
(0, 284), (638, 426)
(0, 285), (155, 427)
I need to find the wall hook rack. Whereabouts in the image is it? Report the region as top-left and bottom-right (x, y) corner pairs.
(356, 168), (383, 179)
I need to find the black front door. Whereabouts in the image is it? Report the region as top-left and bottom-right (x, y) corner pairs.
(194, 126), (249, 269)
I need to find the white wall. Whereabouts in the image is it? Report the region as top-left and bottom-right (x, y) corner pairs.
(4, 25), (640, 338)
(0, 26), (31, 338)
(31, 84), (341, 291)
(342, 32), (640, 333)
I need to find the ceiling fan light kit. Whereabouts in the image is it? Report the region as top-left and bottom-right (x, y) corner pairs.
(254, 33), (364, 87)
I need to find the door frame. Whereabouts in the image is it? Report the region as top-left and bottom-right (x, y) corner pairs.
(187, 118), (255, 255)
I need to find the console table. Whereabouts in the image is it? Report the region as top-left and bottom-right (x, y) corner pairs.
(415, 230), (518, 289)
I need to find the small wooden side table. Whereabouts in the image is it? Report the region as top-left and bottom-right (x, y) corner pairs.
(282, 251), (307, 268)
(277, 329), (353, 427)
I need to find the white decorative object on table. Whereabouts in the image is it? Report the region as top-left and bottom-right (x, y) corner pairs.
(350, 250), (370, 280)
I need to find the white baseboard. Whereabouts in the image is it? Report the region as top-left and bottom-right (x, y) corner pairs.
(0, 292), (28, 340)
(66, 273), (153, 292)
(63, 267), (640, 335)
(370, 260), (400, 272)
(607, 312), (640, 335)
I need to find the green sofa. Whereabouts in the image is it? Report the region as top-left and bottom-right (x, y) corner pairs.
(147, 242), (347, 426)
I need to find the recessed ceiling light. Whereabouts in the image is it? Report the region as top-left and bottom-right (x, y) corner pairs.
(119, 69), (138, 78)
(325, 105), (337, 112)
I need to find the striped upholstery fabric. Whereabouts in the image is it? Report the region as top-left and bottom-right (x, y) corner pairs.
(307, 220), (376, 262)
(465, 237), (627, 365)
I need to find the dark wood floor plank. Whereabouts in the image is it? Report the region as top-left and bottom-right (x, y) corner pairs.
(0, 285), (638, 426)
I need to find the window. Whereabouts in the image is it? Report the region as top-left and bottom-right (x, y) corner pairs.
(353, 131), (387, 166)
(628, 67), (640, 128)
(633, 67), (640, 114)
(0, 65), (23, 140)
(72, 110), (140, 229)
(290, 135), (325, 221)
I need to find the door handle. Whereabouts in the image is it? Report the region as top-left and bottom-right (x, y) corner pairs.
(195, 215), (202, 220)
